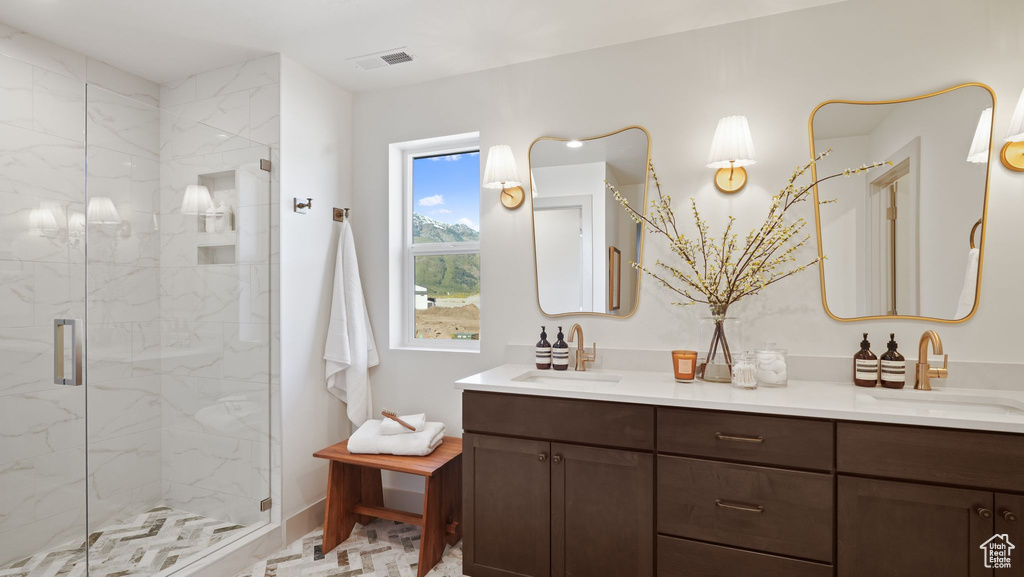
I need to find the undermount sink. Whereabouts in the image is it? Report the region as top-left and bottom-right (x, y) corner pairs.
(512, 370), (622, 388)
(857, 388), (1024, 417)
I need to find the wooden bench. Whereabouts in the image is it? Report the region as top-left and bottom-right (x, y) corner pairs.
(313, 437), (463, 577)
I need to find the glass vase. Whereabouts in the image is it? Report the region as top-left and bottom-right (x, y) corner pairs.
(697, 305), (743, 383)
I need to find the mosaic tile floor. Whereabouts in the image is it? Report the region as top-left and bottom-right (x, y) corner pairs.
(237, 520), (464, 577)
(0, 507), (249, 577)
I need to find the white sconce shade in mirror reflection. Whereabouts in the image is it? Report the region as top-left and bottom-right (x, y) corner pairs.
(530, 171), (538, 198)
(707, 115), (756, 193)
(566, 140), (583, 148)
(181, 184), (213, 215)
(483, 144), (526, 209)
(87, 197), (121, 225)
(1002, 89), (1024, 172)
(966, 107), (993, 163)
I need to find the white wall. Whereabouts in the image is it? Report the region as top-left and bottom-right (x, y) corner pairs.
(351, 0), (1024, 493)
(278, 56), (353, 523)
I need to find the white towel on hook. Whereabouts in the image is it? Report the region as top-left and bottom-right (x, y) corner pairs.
(954, 248), (980, 320)
(325, 220), (379, 427)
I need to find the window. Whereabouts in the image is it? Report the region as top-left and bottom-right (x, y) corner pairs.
(388, 133), (481, 351)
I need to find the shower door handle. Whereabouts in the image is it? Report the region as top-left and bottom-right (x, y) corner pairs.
(54, 319), (83, 386)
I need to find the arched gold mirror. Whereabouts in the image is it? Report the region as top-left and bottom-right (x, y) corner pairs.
(809, 83), (995, 323)
(529, 126), (651, 318)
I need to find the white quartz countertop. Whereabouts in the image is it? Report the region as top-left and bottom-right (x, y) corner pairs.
(455, 364), (1024, 434)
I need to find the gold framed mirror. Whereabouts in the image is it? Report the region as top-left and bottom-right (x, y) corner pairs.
(809, 83), (995, 323)
(528, 126), (651, 318)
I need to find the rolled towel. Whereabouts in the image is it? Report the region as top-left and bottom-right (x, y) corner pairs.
(380, 413), (427, 435)
(347, 420), (446, 456)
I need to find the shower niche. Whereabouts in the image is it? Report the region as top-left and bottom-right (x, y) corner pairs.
(196, 169), (239, 265)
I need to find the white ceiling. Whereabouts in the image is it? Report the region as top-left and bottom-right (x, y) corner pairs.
(0, 0), (842, 93)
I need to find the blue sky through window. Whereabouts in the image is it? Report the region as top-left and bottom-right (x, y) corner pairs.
(412, 151), (480, 230)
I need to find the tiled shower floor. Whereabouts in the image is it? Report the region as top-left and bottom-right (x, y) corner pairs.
(0, 507), (248, 577)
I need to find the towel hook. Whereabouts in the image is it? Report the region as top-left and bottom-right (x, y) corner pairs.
(970, 218), (982, 249)
(294, 198), (312, 213)
(333, 207), (350, 222)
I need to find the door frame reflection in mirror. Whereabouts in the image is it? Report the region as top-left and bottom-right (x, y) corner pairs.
(808, 82), (996, 324)
(528, 125), (652, 319)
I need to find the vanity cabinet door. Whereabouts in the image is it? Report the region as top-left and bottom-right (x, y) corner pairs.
(996, 493), (1023, 576)
(838, 476), (993, 577)
(551, 443), (653, 577)
(464, 433), (551, 577)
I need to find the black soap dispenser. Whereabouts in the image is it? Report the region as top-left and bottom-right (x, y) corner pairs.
(853, 333), (879, 388)
(535, 326), (552, 370)
(880, 333), (906, 389)
(552, 326), (569, 371)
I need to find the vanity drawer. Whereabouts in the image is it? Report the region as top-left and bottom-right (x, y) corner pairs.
(462, 391), (654, 451)
(658, 456), (834, 562)
(837, 422), (1024, 491)
(658, 536), (832, 577)
(658, 408), (833, 471)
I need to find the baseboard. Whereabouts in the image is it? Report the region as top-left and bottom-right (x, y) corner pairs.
(384, 486), (425, 513)
(285, 498), (327, 544)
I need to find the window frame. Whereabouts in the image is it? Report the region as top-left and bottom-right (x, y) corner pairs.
(389, 134), (481, 352)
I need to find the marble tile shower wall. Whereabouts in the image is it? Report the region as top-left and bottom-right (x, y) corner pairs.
(156, 55), (280, 529)
(0, 42), (164, 564)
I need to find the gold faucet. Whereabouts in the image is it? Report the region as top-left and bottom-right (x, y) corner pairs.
(566, 323), (597, 371)
(915, 330), (948, 390)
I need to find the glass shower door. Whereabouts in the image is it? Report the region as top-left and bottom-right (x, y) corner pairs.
(84, 85), (272, 574)
(0, 53), (89, 569)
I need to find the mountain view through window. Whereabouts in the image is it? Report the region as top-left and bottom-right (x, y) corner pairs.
(412, 152), (480, 340)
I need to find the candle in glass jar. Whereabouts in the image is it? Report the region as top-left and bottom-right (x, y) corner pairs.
(671, 350), (698, 382)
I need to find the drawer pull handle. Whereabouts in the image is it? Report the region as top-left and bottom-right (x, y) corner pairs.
(978, 507), (993, 520)
(715, 499), (764, 514)
(715, 432), (765, 443)
(1004, 511), (1018, 523)
(538, 453), (547, 462)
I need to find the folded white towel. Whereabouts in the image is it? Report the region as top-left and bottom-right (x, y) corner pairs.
(380, 413), (427, 435)
(347, 420), (445, 456)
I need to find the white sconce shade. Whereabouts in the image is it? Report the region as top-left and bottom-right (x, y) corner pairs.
(966, 107), (993, 163)
(483, 144), (526, 209)
(181, 184), (213, 215)
(87, 197), (122, 225)
(707, 116), (757, 169)
(29, 206), (59, 232)
(1006, 89), (1024, 142)
(482, 145), (522, 189)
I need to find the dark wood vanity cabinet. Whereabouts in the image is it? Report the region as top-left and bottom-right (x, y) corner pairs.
(463, 391), (1024, 577)
(462, 393), (654, 577)
(838, 476), (993, 577)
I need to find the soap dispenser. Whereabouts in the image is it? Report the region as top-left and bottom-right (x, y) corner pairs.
(535, 326), (552, 370)
(853, 333), (879, 388)
(552, 326), (569, 371)
(879, 333), (906, 389)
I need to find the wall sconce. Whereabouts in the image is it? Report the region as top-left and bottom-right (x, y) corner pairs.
(1002, 88), (1024, 172)
(181, 184), (213, 215)
(707, 116), (757, 194)
(483, 144), (525, 209)
(966, 107), (993, 163)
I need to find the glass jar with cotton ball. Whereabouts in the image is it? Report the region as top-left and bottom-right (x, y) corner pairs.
(755, 342), (788, 387)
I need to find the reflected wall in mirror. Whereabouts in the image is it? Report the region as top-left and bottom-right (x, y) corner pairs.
(810, 83), (994, 322)
(530, 126), (650, 317)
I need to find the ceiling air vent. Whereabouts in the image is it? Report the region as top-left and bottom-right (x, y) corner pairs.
(350, 48), (415, 71)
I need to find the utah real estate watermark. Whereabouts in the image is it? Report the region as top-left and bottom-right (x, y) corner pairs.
(980, 534), (1014, 569)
